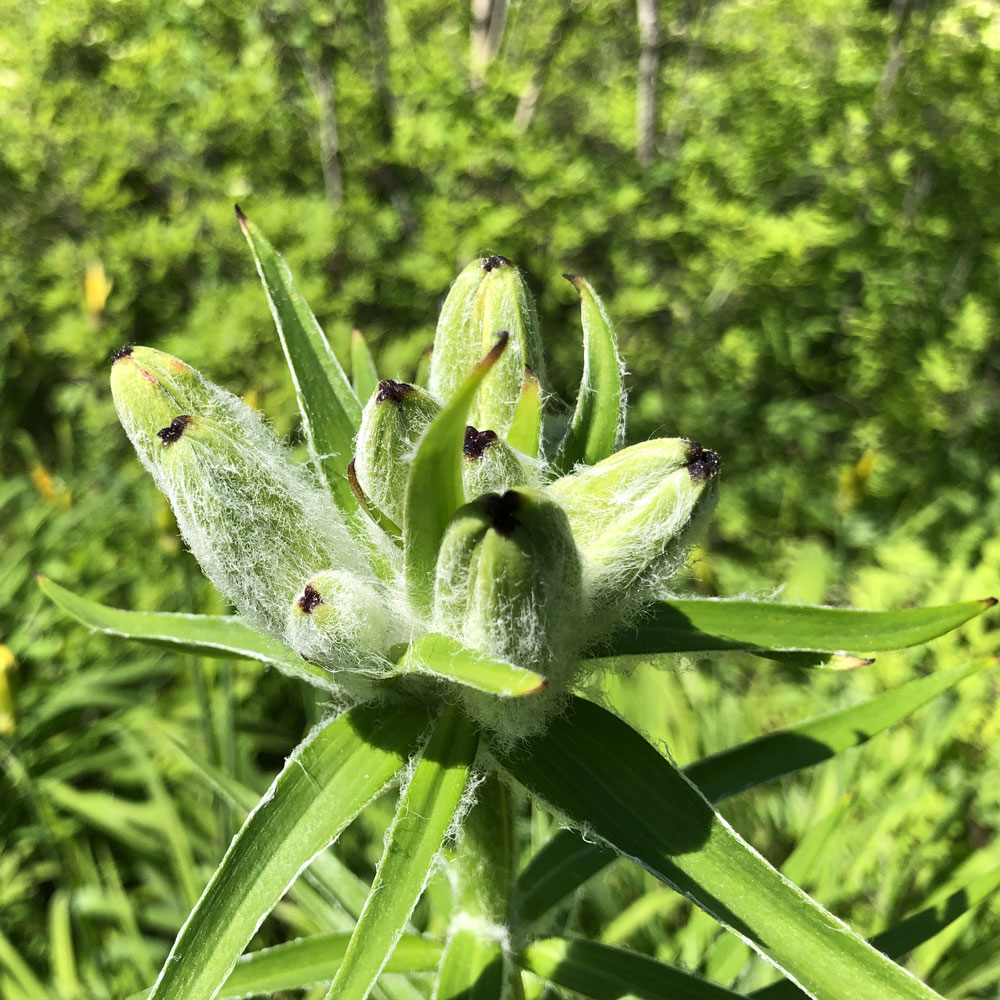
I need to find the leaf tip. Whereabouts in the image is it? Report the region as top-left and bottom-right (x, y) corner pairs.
(234, 203), (249, 234)
(563, 273), (583, 292)
(981, 596), (998, 609)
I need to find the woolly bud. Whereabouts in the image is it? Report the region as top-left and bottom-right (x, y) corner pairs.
(462, 425), (529, 499)
(429, 256), (544, 437)
(547, 438), (720, 627)
(111, 347), (366, 637)
(354, 379), (441, 526)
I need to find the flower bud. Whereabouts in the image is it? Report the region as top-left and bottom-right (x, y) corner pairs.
(430, 257), (544, 438)
(354, 379), (441, 526)
(111, 347), (365, 637)
(462, 425), (529, 499)
(547, 438), (720, 626)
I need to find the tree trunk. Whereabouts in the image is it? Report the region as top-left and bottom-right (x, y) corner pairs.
(301, 56), (343, 206)
(513, 5), (575, 133)
(470, 0), (508, 89)
(636, 0), (660, 167)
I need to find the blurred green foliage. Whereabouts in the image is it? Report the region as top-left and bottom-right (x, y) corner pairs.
(2, 0), (999, 995)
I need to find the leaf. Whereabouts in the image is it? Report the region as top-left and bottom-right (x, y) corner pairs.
(236, 206), (361, 511)
(494, 697), (943, 1000)
(404, 333), (508, 614)
(324, 702), (479, 1000)
(434, 930), (504, 1000)
(514, 659), (994, 924)
(36, 575), (329, 687)
(555, 275), (623, 472)
(396, 632), (547, 697)
(506, 366), (542, 458)
(147, 702), (428, 1000)
(518, 936), (742, 1000)
(352, 328), (380, 403)
(598, 596), (997, 658)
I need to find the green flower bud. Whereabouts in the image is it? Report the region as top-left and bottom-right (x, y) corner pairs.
(111, 347), (365, 637)
(547, 438), (720, 626)
(354, 379), (442, 526)
(430, 256), (544, 438)
(462, 425), (529, 499)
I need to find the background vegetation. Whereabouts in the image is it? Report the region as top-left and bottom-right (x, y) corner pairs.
(1, 0), (998, 996)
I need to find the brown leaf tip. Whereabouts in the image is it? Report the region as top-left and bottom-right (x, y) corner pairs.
(483, 489), (523, 538)
(464, 425), (499, 459)
(112, 345), (133, 363)
(481, 254), (511, 273)
(982, 597), (998, 609)
(157, 415), (192, 446)
(375, 379), (415, 404)
(563, 273), (583, 292)
(298, 584), (324, 614)
(686, 441), (720, 482)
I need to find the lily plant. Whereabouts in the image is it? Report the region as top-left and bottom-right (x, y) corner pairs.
(41, 208), (996, 1000)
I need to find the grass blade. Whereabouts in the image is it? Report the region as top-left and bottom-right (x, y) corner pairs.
(36, 575), (329, 686)
(495, 696), (944, 1000)
(352, 328), (380, 403)
(404, 334), (508, 614)
(506, 366), (542, 458)
(556, 275), (624, 472)
(515, 659), (994, 923)
(518, 937), (741, 1000)
(325, 702), (479, 1000)
(148, 702), (428, 1000)
(397, 632), (547, 697)
(236, 206), (361, 511)
(599, 596), (997, 658)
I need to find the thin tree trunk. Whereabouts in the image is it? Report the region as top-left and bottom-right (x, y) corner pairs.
(636, 0), (660, 167)
(301, 55), (343, 206)
(470, 0), (508, 89)
(367, 0), (395, 144)
(513, 5), (575, 133)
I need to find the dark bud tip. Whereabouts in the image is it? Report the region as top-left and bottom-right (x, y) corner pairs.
(983, 597), (998, 609)
(464, 425), (499, 459)
(685, 441), (720, 482)
(375, 379), (415, 404)
(483, 489), (523, 538)
(298, 584), (324, 614)
(156, 414), (192, 447)
(112, 345), (133, 363)
(481, 254), (511, 273)
(234, 204), (247, 222)
(563, 273), (583, 292)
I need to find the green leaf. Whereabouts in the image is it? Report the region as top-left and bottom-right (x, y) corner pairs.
(556, 275), (623, 472)
(435, 930), (504, 1000)
(147, 702), (428, 1000)
(396, 632), (547, 697)
(352, 328), (380, 403)
(519, 937), (741, 1000)
(495, 697), (943, 1000)
(514, 658), (994, 924)
(325, 702), (479, 1000)
(404, 333), (508, 614)
(236, 206), (361, 511)
(599, 596), (997, 658)
(35, 575), (328, 686)
(506, 366), (542, 458)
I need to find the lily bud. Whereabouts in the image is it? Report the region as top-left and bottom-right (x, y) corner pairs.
(354, 379), (442, 525)
(547, 438), (720, 623)
(462, 425), (529, 499)
(111, 347), (364, 637)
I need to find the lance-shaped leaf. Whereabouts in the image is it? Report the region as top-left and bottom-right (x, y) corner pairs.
(555, 275), (624, 472)
(236, 206), (361, 511)
(36, 575), (327, 685)
(507, 366), (542, 458)
(597, 596), (997, 659)
(514, 658), (995, 925)
(519, 937), (742, 1000)
(397, 632), (547, 697)
(325, 702), (479, 1000)
(495, 697), (943, 1000)
(352, 328), (380, 403)
(147, 702), (428, 1000)
(405, 333), (508, 614)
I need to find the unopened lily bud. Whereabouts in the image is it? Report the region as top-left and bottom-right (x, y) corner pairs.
(354, 379), (441, 526)
(287, 570), (390, 675)
(547, 438), (720, 623)
(462, 425), (529, 499)
(111, 347), (365, 637)
(430, 256), (544, 438)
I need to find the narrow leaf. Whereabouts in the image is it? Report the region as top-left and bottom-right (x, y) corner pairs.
(397, 632), (547, 697)
(405, 334), (508, 614)
(506, 366), (542, 458)
(495, 697), (943, 1000)
(434, 930), (504, 1000)
(352, 328), (380, 403)
(514, 659), (994, 924)
(556, 275), (623, 472)
(326, 703), (479, 1000)
(519, 936), (741, 1000)
(148, 702), (428, 1000)
(600, 596), (997, 658)
(36, 575), (326, 684)
(236, 206), (361, 510)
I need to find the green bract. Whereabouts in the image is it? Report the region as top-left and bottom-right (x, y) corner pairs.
(45, 214), (996, 1000)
